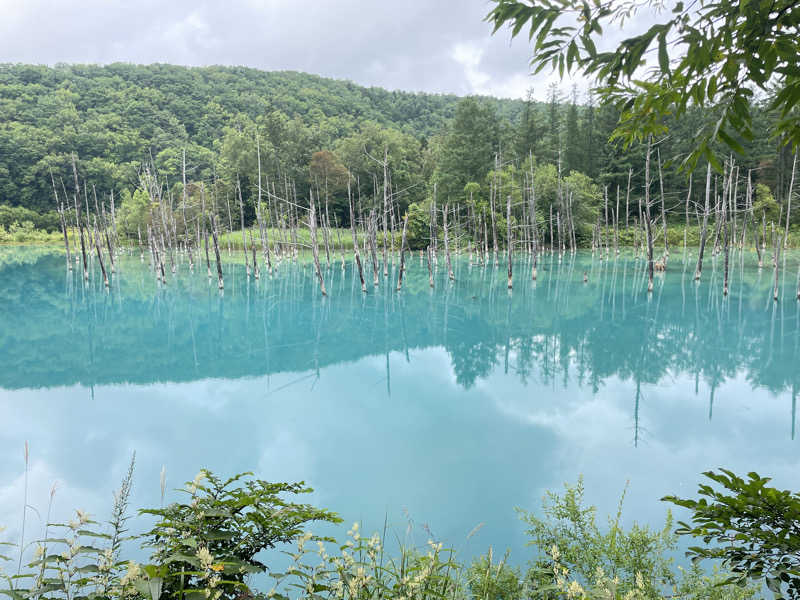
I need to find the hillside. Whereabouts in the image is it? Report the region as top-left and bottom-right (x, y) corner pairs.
(0, 63), (525, 212)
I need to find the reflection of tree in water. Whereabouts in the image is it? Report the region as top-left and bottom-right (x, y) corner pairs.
(1, 251), (798, 424)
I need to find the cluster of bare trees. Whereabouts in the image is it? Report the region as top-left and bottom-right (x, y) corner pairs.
(53, 142), (799, 303)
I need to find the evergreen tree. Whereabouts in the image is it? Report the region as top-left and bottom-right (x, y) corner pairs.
(581, 93), (596, 179)
(564, 87), (581, 174)
(516, 88), (543, 160)
(435, 97), (500, 203)
(546, 83), (562, 165)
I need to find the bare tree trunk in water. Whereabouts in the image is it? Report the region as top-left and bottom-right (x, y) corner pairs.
(250, 230), (259, 279)
(695, 163), (712, 280)
(71, 155), (89, 281)
(208, 185), (224, 289)
(368, 211), (379, 286)
(774, 232), (782, 301)
(507, 193), (513, 289)
(396, 215), (408, 291)
(723, 173), (730, 296)
(443, 203), (454, 281)
(427, 245), (434, 288)
(657, 149), (668, 263)
(785, 149), (797, 248)
(644, 137), (655, 292)
(684, 174), (692, 257)
(347, 177), (366, 292)
(52, 172), (72, 269)
(308, 191), (326, 296)
(182, 149), (194, 270)
(93, 216), (109, 287)
(625, 167), (632, 230)
(201, 183), (211, 278)
(237, 176), (249, 276)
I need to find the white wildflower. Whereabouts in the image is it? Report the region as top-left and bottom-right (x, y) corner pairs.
(550, 545), (560, 561)
(120, 561), (141, 586)
(567, 580), (584, 599)
(196, 546), (214, 570)
(635, 572), (645, 590)
(188, 470), (207, 494)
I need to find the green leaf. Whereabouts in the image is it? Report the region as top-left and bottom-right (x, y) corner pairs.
(658, 30), (669, 74)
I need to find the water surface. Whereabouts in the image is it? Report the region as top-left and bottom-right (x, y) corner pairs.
(1, 245), (798, 564)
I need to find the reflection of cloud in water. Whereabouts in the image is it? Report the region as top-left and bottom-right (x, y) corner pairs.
(1, 249), (799, 565)
(479, 366), (799, 526)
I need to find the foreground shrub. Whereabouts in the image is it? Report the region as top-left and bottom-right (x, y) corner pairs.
(0, 463), (764, 600)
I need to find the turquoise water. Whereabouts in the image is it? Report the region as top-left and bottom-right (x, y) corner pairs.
(0, 245), (798, 564)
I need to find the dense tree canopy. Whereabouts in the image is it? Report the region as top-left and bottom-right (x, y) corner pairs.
(486, 0), (800, 170)
(1, 63), (798, 240)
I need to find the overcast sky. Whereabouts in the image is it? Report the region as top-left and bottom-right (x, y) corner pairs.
(0, 0), (591, 100)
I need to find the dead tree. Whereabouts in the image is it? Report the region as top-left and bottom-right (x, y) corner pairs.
(308, 191), (327, 296)
(348, 177), (366, 293)
(237, 176), (250, 276)
(52, 172), (72, 269)
(723, 171), (730, 296)
(71, 155), (89, 281)
(658, 149), (668, 261)
(182, 149), (194, 269)
(785, 149), (797, 248)
(396, 215), (409, 291)
(507, 194), (513, 289)
(443, 203), (454, 281)
(427, 245), (434, 288)
(201, 183), (211, 278)
(208, 185), (224, 290)
(695, 163), (712, 280)
(92, 216), (109, 288)
(643, 137), (655, 292)
(773, 231), (781, 302)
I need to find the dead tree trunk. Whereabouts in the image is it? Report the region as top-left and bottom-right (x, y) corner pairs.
(368, 211), (380, 286)
(201, 183), (211, 278)
(208, 185), (224, 290)
(723, 173), (730, 296)
(237, 176), (249, 276)
(644, 137), (655, 292)
(348, 178), (366, 293)
(507, 193), (513, 289)
(443, 203), (455, 281)
(396, 215), (409, 291)
(427, 245), (434, 288)
(308, 191), (327, 296)
(93, 216), (109, 288)
(529, 170), (538, 280)
(658, 149), (668, 262)
(785, 149), (797, 248)
(182, 149), (194, 270)
(695, 162), (712, 280)
(71, 155), (89, 281)
(52, 172), (72, 269)
(684, 174), (692, 257)
(256, 135), (272, 275)
(774, 232), (782, 301)
(625, 167), (632, 230)
(250, 230), (260, 279)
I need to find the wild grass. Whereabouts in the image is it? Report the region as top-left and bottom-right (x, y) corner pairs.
(4, 218), (798, 250)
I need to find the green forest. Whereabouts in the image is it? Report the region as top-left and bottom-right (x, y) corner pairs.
(0, 63), (797, 245)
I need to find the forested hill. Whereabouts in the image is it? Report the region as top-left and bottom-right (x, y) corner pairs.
(1, 62), (795, 242)
(0, 63), (524, 212)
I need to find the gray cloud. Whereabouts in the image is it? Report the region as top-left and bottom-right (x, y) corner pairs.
(0, 0), (590, 100)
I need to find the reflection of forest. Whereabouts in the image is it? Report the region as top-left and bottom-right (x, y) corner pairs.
(1, 249), (798, 413)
